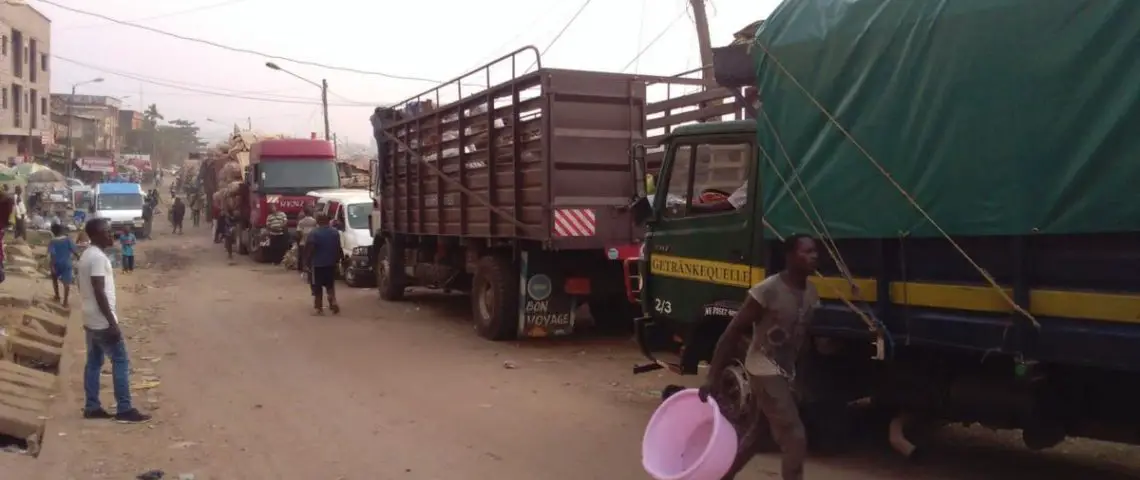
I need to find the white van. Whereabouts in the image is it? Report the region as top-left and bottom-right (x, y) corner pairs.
(92, 183), (146, 235)
(307, 189), (374, 287)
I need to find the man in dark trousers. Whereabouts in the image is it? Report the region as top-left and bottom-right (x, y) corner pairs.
(169, 197), (186, 234)
(700, 234), (820, 480)
(304, 213), (341, 315)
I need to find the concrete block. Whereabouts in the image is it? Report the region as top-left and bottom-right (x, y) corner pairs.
(31, 296), (70, 318)
(0, 402), (43, 439)
(21, 309), (67, 338)
(6, 337), (62, 368)
(0, 379), (51, 402)
(0, 361), (57, 387)
(12, 325), (64, 348)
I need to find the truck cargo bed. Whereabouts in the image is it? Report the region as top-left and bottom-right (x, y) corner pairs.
(380, 50), (648, 250)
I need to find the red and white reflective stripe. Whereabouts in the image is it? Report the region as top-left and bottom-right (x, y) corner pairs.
(552, 208), (596, 237)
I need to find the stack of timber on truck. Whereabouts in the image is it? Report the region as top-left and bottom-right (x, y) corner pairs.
(631, 0), (1140, 455)
(369, 47), (746, 341)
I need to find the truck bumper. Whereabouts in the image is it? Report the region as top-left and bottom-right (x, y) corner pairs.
(348, 253), (373, 275)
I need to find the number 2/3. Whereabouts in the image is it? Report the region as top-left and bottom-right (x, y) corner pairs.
(654, 298), (673, 314)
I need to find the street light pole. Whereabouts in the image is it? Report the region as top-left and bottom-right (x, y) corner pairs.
(65, 77), (104, 177)
(321, 79), (330, 141)
(266, 62), (330, 141)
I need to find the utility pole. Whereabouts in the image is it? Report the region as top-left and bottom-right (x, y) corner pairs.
(65, 86), (75, 175)
(688, 0), (716, 87)
(333, 133), (338, 158)
(321, 79), (330, 141)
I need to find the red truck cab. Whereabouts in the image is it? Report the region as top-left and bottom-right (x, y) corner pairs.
(241, 138), (340, 262)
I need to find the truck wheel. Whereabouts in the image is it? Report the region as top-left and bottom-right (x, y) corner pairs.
(471, 255), (517, 341)
(376, 244), (405, 301)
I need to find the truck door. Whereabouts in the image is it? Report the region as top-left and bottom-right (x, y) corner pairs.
(644, 136), (757, 325)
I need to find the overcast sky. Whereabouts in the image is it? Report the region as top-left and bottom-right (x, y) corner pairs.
(40, 0), (781, 147)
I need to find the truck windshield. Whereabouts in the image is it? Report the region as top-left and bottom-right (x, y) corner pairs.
(96, 193), (143, 210)
(258, 159), (340, 193)
(346, 203), (372, 230)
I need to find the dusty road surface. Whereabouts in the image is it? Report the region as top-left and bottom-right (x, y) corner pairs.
(4, 225), (1140, 479)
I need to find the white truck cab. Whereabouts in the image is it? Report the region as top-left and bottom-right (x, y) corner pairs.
(92, 183), (146, 235)
(307, 189), (374, 287)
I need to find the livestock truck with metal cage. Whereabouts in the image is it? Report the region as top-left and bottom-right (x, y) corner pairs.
(627, 0), (1140, 456)
(366, 47), (742, 340)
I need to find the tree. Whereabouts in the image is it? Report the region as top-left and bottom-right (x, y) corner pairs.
(153, 118), (204, 166)
(142, 104), (163, 127)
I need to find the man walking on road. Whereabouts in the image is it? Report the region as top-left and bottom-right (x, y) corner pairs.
(78, 218), (151, 424)
(295, 206), (317, 275)
(305, 213), (341, 315)
(189, 192), (203, 227)
(170, 197), (186, 235)
(12, 185), (26, 240)
(265, 202), (288, 264)
(700, 234), (820, 480)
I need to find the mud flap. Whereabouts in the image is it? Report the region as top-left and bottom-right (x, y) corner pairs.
(517, 251), (576, 338)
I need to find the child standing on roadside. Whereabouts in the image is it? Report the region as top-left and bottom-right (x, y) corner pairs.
(117, 227), (137, 274)
(48, 223), (79, 306)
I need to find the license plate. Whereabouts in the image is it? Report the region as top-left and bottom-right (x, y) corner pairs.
(260, 239), (271, 247)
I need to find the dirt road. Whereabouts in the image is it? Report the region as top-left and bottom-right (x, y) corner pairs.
(5, 225), (1140, 479)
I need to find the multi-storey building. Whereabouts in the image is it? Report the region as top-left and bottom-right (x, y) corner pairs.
(0, 2), (50, 164)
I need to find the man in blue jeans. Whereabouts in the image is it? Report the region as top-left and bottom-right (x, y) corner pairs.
(76, 218), (151, 423)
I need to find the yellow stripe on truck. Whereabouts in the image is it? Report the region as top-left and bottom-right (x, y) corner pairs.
(648, 254), (1140, 325)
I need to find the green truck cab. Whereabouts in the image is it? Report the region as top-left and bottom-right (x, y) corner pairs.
(628, 0), (1140, 454)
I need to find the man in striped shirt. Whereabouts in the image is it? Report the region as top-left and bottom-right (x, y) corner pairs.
(265, 203), (289, 265)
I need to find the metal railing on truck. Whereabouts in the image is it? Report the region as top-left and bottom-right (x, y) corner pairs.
(379, 46), (649, 250)
(639, 66), (749, 173)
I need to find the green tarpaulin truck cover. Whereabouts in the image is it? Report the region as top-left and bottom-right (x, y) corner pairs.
(754, 0), (1140, 238)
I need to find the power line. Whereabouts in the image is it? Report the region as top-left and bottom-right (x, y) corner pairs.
(634, 0), (649, 73)
(525, 0), (594, 72)
(539, 0), (593, 56)
(54, 55), (330, 101)
(35, 0), (445, 83)
(53, 55), (377, 107)
(59, 0), (254, 30)
(620, 8), (689, 73)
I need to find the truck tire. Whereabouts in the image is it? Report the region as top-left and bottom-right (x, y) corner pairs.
(249, 230), (267, 263)
(471, 255), (518, 341)
(376, 243), (405, 301)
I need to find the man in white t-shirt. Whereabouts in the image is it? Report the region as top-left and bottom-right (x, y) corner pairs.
(77, 218), (151, 424)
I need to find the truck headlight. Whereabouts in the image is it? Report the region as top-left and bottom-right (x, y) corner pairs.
(352, 246), (370, 256)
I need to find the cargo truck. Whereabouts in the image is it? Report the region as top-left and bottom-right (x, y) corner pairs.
(367, 47), (741, 340)
(629, 0), (1140, 454)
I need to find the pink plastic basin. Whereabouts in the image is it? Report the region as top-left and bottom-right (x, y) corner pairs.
(642, 388), (738, 480)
